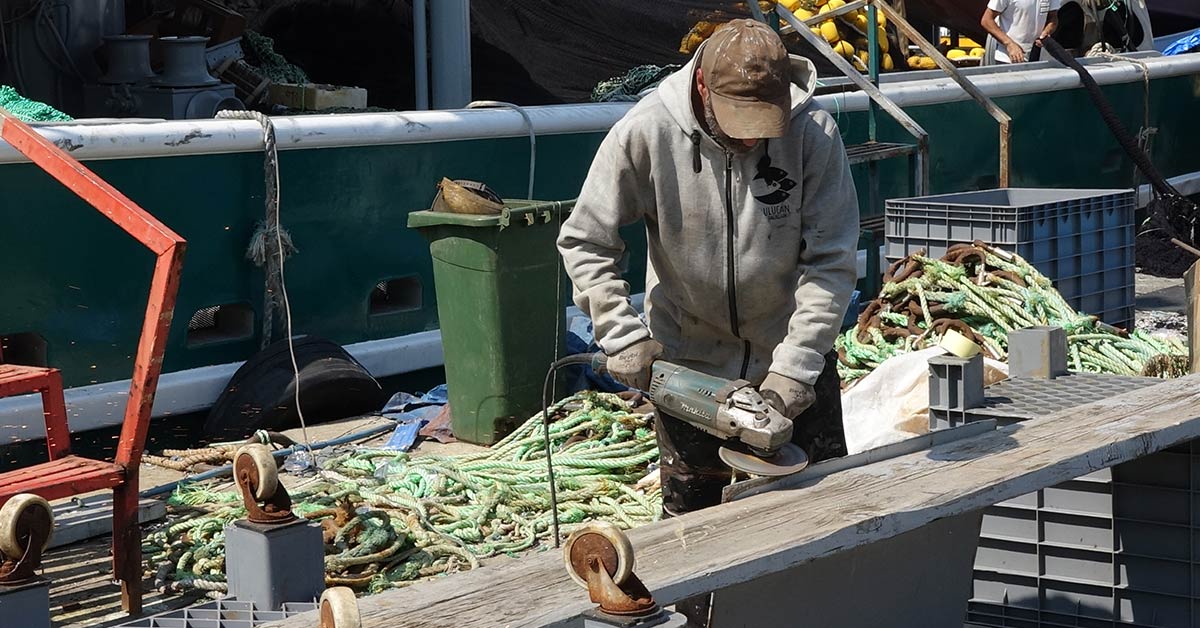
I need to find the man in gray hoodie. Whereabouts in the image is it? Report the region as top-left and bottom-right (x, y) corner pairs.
(558, 19), (859, 516)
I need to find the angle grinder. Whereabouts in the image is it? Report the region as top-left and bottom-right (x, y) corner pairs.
(589, 354), (809, 476)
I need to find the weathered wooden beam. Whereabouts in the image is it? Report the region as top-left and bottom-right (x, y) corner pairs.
(264, 374), (1200, 628)
(776, 0), (869, 32)
(1186, 259), (1200, 373)
(803, 0), (867, 26)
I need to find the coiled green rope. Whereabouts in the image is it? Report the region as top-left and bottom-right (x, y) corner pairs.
(145, 391), (661, 596)
(838, 243), (1189, 383)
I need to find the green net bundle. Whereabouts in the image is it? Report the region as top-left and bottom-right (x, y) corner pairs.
(0, 85), (72, 123)
(591, 64), (682, 102)
(242, 31), (310, 84)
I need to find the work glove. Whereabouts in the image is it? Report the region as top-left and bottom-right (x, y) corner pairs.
(607, 338), (664, 391)
(759, 372), (817, 420)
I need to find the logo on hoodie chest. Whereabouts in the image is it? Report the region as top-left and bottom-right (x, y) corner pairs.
(751, 152), (796, 221)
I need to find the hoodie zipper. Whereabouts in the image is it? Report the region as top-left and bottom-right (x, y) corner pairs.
(722, 152), (752, 379)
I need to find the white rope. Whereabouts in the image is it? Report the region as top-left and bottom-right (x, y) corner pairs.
(216, 110), (318, 466)
(466, 100), (536, 200)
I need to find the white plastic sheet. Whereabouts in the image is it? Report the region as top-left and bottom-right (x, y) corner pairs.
(842, 348), (1009, 455)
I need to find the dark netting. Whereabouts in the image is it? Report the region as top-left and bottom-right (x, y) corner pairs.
(252, 0), (980, 109)
(470, 0), (914, 104)
(470, 0), (775, 104)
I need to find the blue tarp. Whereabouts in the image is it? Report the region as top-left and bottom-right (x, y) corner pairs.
(380, 384), (449, 451)
(1164, 29), (1200, 56)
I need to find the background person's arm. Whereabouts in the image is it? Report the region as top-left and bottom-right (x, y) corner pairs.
(981, 2), (1026, 62)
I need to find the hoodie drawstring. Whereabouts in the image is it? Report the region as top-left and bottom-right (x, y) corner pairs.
(691, 130), (702, 174)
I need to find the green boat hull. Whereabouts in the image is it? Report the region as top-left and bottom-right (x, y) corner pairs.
(1, 55), (1198, 436)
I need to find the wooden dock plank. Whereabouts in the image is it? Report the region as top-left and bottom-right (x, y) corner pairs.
(265, 374), (1200, 628)
(50, 494), (166, 549)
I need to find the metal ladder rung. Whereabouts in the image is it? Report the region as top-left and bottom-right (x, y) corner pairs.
(844, 141), (918, 165)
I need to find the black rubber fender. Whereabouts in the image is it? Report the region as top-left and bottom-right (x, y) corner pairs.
(204, 336), (386, 439)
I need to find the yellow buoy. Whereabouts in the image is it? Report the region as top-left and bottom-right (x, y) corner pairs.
(877, 26), (889, 52)
(834, 40), (855, 58)
(882, 54), (894, 70)
(780, 0), (802, 10)
(907, 55), (922, 68)
(969, 47), (986, 58)
(826, 0), (846, 10)
(946, 48), (968, 60)
(857, 50), (869, 66)
(918, 57), (937, 69)
(852, 12), (869, 31)
(820, 20), (840, 43)
(794, 7), (816, 20)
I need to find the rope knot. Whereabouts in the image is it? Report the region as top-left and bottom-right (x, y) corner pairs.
(246, 221), (298, 266)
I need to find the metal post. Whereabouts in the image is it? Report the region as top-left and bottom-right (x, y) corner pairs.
(874, 0), (1012, 186)
(413, 0), (430, 110)
(867, 2), (880, 142)
(430, 0), (472, 109)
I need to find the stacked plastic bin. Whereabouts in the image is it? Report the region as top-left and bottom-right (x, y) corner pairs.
(887, 188), (1136, 329)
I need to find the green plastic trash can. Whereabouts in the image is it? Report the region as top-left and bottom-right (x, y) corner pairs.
(408, 199), (574, 445)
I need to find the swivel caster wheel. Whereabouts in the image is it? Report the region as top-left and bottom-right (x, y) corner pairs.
(319, 586), (361, 628)
(234, 444), (296, 524)
(563, 520), (634, 590)
(0, 494), (53, 584)
(563, 521), (657, 617)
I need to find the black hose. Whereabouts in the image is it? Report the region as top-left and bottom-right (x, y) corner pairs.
(540, 353), (601, 547)
(1039, 37), (1175, 197)
(1040, 37), (1198, 247)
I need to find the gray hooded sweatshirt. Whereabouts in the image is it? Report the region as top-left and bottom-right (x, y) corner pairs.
(557, 45), (859, 386)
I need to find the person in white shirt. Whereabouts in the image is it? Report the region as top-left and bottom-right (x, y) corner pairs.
(981, 0), (1061, 63)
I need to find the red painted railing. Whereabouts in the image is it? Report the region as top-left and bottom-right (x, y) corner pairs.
(0, 107), (186, 615)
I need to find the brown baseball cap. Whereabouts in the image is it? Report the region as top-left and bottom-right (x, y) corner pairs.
(699, 19), (793, 139)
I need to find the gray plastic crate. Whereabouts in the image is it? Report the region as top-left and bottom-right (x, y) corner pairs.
(926, 363), (1200, 627)
(116, 599), (317, 627)
(885, 188), (1136, 328)
(967, 433), (1200, 626)
(929, 372), (1161, 431)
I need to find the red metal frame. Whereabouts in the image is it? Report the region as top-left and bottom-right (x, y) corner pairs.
(0, 365), (70, 460)
(0, 108), (186, 615)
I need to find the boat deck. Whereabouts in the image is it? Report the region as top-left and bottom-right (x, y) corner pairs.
(36, 273), (1191, 626)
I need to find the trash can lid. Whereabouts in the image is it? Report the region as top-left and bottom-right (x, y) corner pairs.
(408, 199), (575, 229)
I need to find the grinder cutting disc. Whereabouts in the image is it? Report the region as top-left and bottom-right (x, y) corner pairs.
(718, 442), (809, 476)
